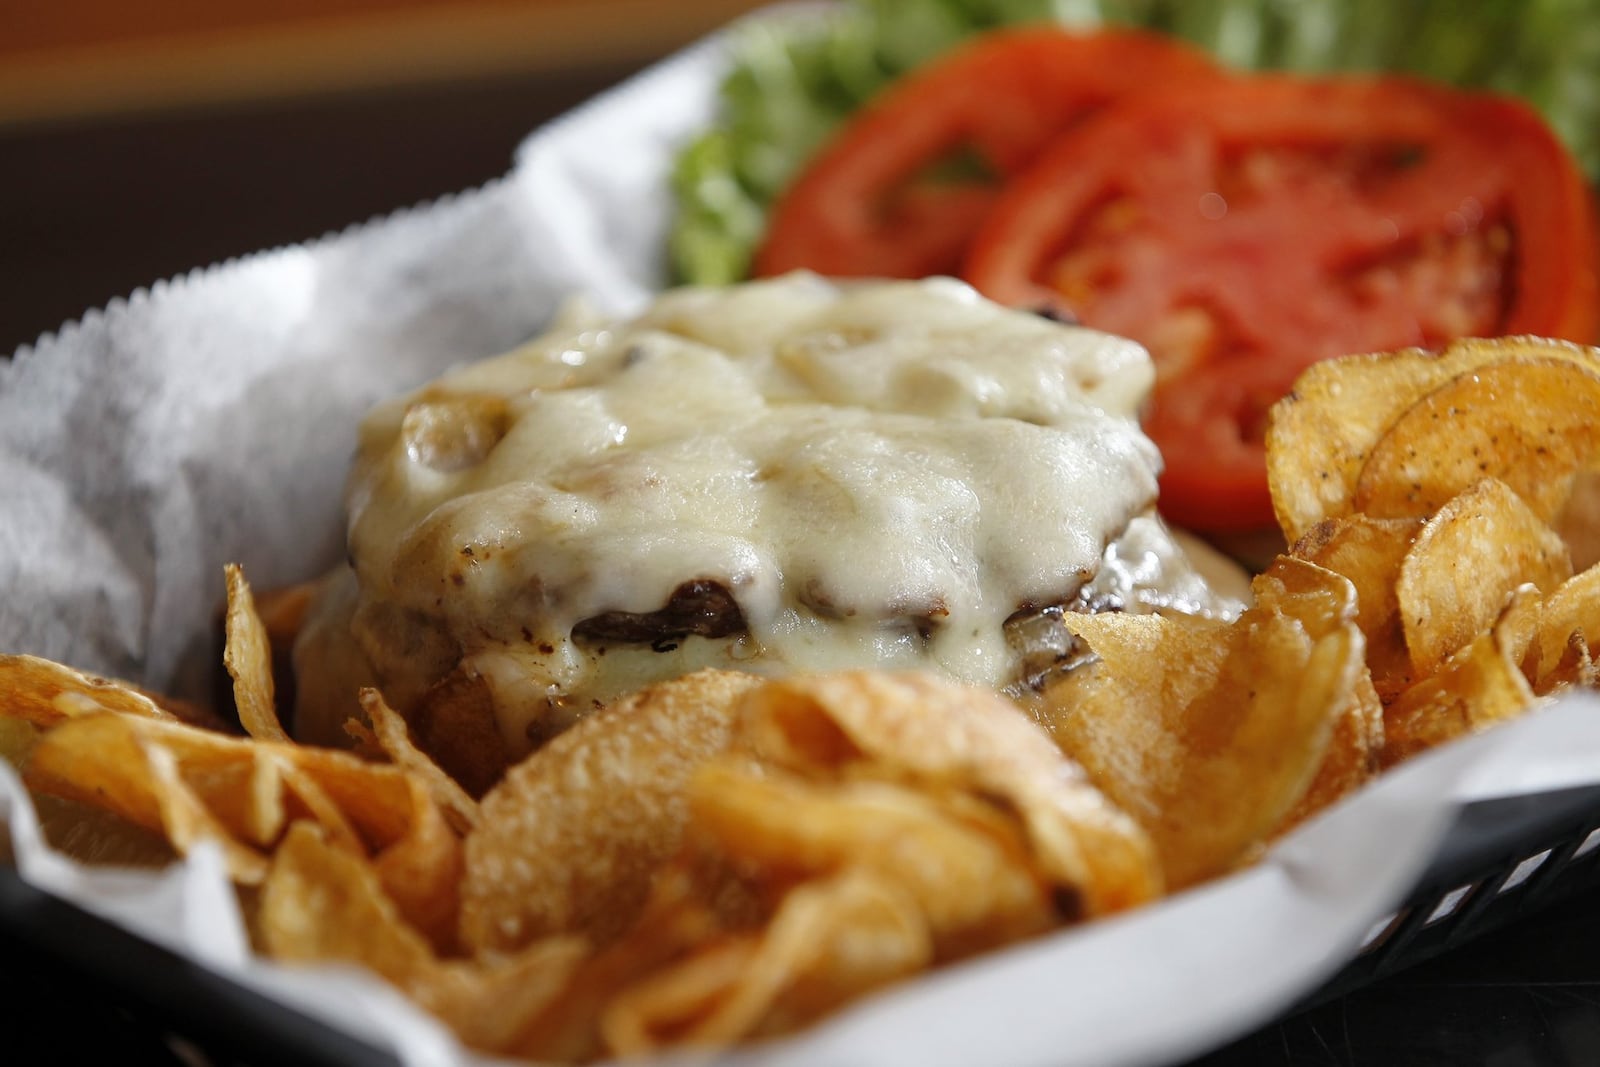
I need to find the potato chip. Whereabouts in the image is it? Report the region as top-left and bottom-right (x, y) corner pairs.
(4, 715), (173, 867)
(1290, 515), (1423, 698)
(704, 873), (927, 1042)
(731, 671), (1161, 917)
(1250, 555), (1355, 636)
(141, 739), (274, 881)
(1397, 478), (1571, 681)
(24, 708), (464, 944)
(27, 793), (176, 868)
(150, 712), (466, 940)
(1267, 336), (1600, 542)
(25, 713), (272, 881)
(260, 822), (584, 1054)
(0, 654), (179, 728)
(1384, 586), (1543, 765)
(295, 759), (387, 863)
(1284, 671), (1384, 829)
(29, 714), (282, 852)
(524, 671), (1147, 1060)
(1555, 468), (1600, 572)
(460, 669), (762, 954)
(508, 865), (731, 1063)
(601, 940), (756, 1056)
(1353, 357), (1600, 526)
(24, 714), (178, 846)
(601, 870), (929, 1056)
(1535, 632), (1598, 694)
(1048, 572), (1360, 889)
(265, 741), (464, 951)
(359, 687), (480, 833)
(240, 751), (289, 847)
(502, 670), (1155, 1061)
(224, 563), (290, 743)
(687, 763), (1058, 956)
(1528, 562), (1600, 692)
(368, 773), (465, 954)
(1253, 558), (1383, 826)
(0, 716), (38, 768)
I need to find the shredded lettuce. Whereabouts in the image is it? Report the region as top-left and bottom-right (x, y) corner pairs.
(670, 0), (1600, 285)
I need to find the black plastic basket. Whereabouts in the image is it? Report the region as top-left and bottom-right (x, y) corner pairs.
(1309, 783), (1600, 1007)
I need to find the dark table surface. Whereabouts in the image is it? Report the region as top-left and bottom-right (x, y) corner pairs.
(6, 61), (1600, 1067)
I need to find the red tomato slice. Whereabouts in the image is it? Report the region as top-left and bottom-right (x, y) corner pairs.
(753, 28), (1221, 280)
(1145, 358), (1304, 531)
(963, 75), (1600, 531)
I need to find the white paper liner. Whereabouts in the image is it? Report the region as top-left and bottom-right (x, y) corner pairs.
(4, 6), (1600, 1066)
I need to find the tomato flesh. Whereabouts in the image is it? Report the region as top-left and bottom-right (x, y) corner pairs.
(754, 29), (1221, 280)
(964, 76), (1600, 531)
(1145, 358), (1304, 531)
(1042, 141), (1513, 378)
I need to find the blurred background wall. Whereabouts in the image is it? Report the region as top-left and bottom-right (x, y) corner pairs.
(0, 0), (765, 352)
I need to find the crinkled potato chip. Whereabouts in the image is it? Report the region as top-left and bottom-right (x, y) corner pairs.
(224, 563), (290, 743)
(688, 763), (1060, 956)
(27, 793), (177, 868)
(1047, 565), (1362, 889)
(602, 940), (758, 1056)
(142, 739), (274, 881)
(601, 870), (929, 1056)
(271, 755), (358, 852)
(732, 671), (1160, 917)
(1529, 562), (1600, 692)
(1283, 671), (1384, 829)
(365, 772), (464, 954)
(506, 864), (734, 1064)
(26, 714), (273, 856)
(1384, 586), (1543, 765)
(261, 821), (584, 1055)
(1253, 558), (1383, 826)
(23, 714), (180, 842)
(0, 654), (179, 728)
(25, 714), (271, 882)
(359, 687), (480, 834)
(461, 669), (762, 954)
(1267, 336), (1600, 543)
(0, 716), (37, 768)
(23, 709), (463, 946)
(1535, 631), (1598, 694)
(1291, 515), (1424, 699)
(1353, 357), (1600, 526)
(1555, 469), (1600, 572)
(0, 718), (196, 879)
(1397, 478), (1571, 681)
(531, 670), (1147, 1059)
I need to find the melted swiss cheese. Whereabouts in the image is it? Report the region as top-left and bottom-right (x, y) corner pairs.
(315, 274), (1225, 753)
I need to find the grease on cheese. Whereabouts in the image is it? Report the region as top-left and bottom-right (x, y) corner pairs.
(333, 275), (1184, 753)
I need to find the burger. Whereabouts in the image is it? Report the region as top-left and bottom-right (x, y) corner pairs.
(293, 273), (1243, 791)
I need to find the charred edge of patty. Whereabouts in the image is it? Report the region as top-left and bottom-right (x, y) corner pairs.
(569, 572), (1116, 694)
(1002, 588), (1118, 700)
(571, 579), (748, 647)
